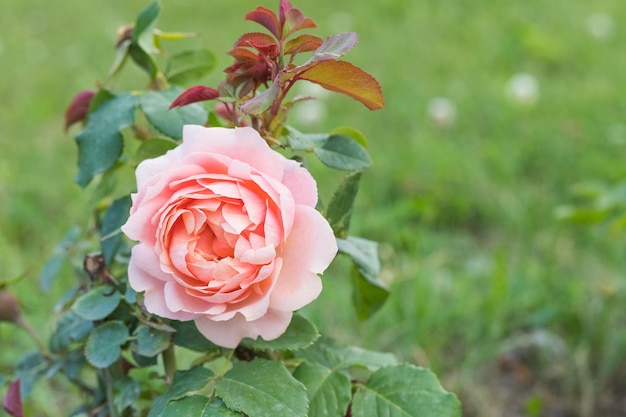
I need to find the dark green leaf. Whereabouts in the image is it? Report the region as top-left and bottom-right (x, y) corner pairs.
(284, 126), (327, 150)
(351, 364), (461, 417)
(75, 93), (137, 187)
(49, 311), (94, 353)
(337, 236), (380, 282)
(101, 196), (131, 265)
(132, 1), (160, 54)
(326, 171), (362, 238)
(114, 377), (141, 412)
(129, 43), (158, 78)
(148, 366), (214, 417)
(351, 265), (389, 321)
(293, 361), (351, 417)
(133, 324), (171, 357)
(164, 396), (243, 417)
(85, 321), (129, 368)
(72, 285), (121, 321)
(39, 226), (80, 292)
(313, 135), (371, 170)
(241, 313), (319, 351)
(216, 358), (308, 417)
(135, 137), (178, 162)
(140, 88), (208, 139)
(167, 49), (217, 84)
(170, 320), (218, 352)
(297, 337), (397, 372)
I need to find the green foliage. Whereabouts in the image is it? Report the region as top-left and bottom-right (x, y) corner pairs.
(166, 49), (217, 85)
(85, 321), (129, 368)
(241, 313), (320, 351)
(101, 196), (131, 265)
(72, 285), (121, 321)
(314, 135), (371, 171)
(293, 361), (352, 417)
(139, 89), (208, 139)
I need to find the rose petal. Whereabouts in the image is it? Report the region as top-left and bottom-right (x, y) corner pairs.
(127, 244), (171, 291)
(282, 159), (318, 207)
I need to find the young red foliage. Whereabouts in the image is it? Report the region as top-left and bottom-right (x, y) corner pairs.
(64, 90), (95, 131)
(2, 380), (23, 417)
(245, 7), (281, 40)
(169, 86), (220, 109)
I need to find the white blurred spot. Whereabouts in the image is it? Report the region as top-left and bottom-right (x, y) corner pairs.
(25, 39), (49, 64)
(328, 12), (354, 33)
(296, 80), (331, 100)
(586, 12), (614, 40)
(507, 73), (539, 106)
(427, 97), (457, 128)
(291, 100), (328, 127)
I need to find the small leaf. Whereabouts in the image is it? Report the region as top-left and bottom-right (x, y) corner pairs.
(284, 126), (327, 150)
(114, 377), (141, 412)
(284, 34), (323, 55)
(170, 320), (218, 352)
(298, 60), (384, 110)
(155, 30), (199, 41)
(293, 361), (352, 417)
(135, 137), (178, 162)
(314, 134), (371, 170)
(169, 85), (220, 109)
(49, 311), (94, 354)
(132, 1), (160, 55)
(75, 92), (137, 187)
(351, 265), (389, 320)
(65, 90), (95, 131)
(337, 236), (380, 281)
(39, 226), (81, 292)
(148, 367), (215, 417)
(72, 285), (121, 321)
(245, 7), (280, 40)
(234, 32), (278, 52)
(166, 49), (217, 85)
(15, 352), (47, 398)
(140, 88), (208, 139)
(283, 7), (316, 37)
(2, 380), (23, 417)
(351, 364), (461, 417)
(101, 196), (131, 265)
(239, 75), (281, 115)
(304, 32), (358, 65)
(129, 43), (158, 78)
(108, 39), (131, 79)
(241, 313), (320, 351)
(164, 396), (242, 417)
(326, 171), (362, 238)
(133, 324), (171, 357)
(85, 321), (129, 368)
(216, 358), (308, 417)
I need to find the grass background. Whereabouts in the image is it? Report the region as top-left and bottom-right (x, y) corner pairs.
(2, 0), (626, 415)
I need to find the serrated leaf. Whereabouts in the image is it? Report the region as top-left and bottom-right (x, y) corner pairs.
(135, 137), (178, 162)
(239, 75), (281, 115)
(304, 32), (358, 65)
(284, 126), (327, 150)
(133, 324), (171, 357)
(170, 320), (218, 352)
(75, 93), (137, 187)
(352, 364), (461, 417)
(285, 34), (323, 55)
(234, 32), (277, 51)
(140, 88), (208, 139)
(101, 196), (131, 265)
(39, 226), (80, 292)
(167, 49), (217, 85)
(164, 396), (242, 417)
(49, 311), (94, 353)
(148, 367), (215, 417)
(245, 7), (280, 40)
(216, 358), (308, 417)
(299, 60), (384, 110)
(326, 171), (362, 238)
(72, 285), (121, 321)
(293, 361), (351, 417)
(114, 377), (141, 412)
(283, 7), (316, 37)
(297, 338), (397, 373)
(314, 134), (371, 170)
(241, 313), (319, 351)
(85, 321), (129, 368)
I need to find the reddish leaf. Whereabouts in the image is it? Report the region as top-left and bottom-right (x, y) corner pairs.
(284, 34), (323, 55)
(284, 8), (316, 37)
(240, 76), (281, 115)
(64, 90), (95, 131)
(169, 85), (219, 109)
(298, 61), (384, 110)
(228, 47), (259, 63)
(2, 380), (23, 417)
(245, 7), (280, 40)
(279, 0), (293, 27)
(234, 32), (279, 57)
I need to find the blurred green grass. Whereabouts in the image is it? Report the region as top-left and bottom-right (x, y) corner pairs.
(2, 0), (626, 415)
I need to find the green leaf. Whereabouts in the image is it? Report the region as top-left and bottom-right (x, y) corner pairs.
(337, 236), (380, 282)
(241, 313), (320, 351)
(298, 60), (384, 110)
(15, 351), (47, 398)
(49, 311), (94, 353)
(164, 396), (243, 417)
(129, 43), (158, 78)
(170, 320), (218, 352)
(133, 324), (172, 357)
(351, 364), (461, 417)
(330, 126), (368, 148)
(297, 337), (397, 373)
(293, 361), (352, 417)
(314, 134), (371, 171)
(39, 226), (80, 292)
(114, 377), (141, 412)
(216, 358), (308, 417)
(108, 39), (131, 79)
(167, 49), (217, 84)
(326, 171), (362, 238)
(132, 1), (160, 54)
(284, 126), (327, 151)
(72, 285), (121, 321)
(140, 88), (208, 139)
(85, 321), (129, 368)
(148, 366), (214, 417)
(135, 137), (178, 162)
(101, 196), (131, 265)
(75, 93), (137, 187)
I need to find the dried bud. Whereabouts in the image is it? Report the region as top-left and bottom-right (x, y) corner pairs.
(0, 291), (22, 324)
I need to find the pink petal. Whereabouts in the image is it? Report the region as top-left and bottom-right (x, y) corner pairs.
(270, 205), (337, 311)
(127, 244), (170, 291)
(282, 159), (318, 207)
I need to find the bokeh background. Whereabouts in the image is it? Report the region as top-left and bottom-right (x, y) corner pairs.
(2, 0), (626, 415)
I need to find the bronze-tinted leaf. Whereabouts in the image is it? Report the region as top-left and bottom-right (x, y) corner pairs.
(169, 85), (219, 109)
(284, 34), (323, 55)
(64, 90), (95, 131)
(245, 7), (280, 40)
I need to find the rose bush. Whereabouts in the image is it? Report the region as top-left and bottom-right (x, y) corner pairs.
(121, 125), (337, 348)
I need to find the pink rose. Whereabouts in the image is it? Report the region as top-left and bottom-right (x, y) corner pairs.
(121, 125), (337, 348)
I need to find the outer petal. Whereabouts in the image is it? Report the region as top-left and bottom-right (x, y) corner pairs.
(127, 244), (170, 291)
(194, 309), (292, 348)
(281, 159), (318, 207)
(270, 205), (337, 312)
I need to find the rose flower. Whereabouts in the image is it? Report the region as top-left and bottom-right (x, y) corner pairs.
(121, 125), (337, 348)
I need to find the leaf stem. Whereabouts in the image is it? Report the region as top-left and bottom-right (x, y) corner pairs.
(100, 367), (119, 417)
(162, 343), (177, 385)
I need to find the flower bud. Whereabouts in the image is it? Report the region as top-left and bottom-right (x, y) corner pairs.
(0, 291), (22, 324)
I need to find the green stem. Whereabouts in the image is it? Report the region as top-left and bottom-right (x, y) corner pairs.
(163, 343), (177, 385)
(101, 368), (119, 417)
